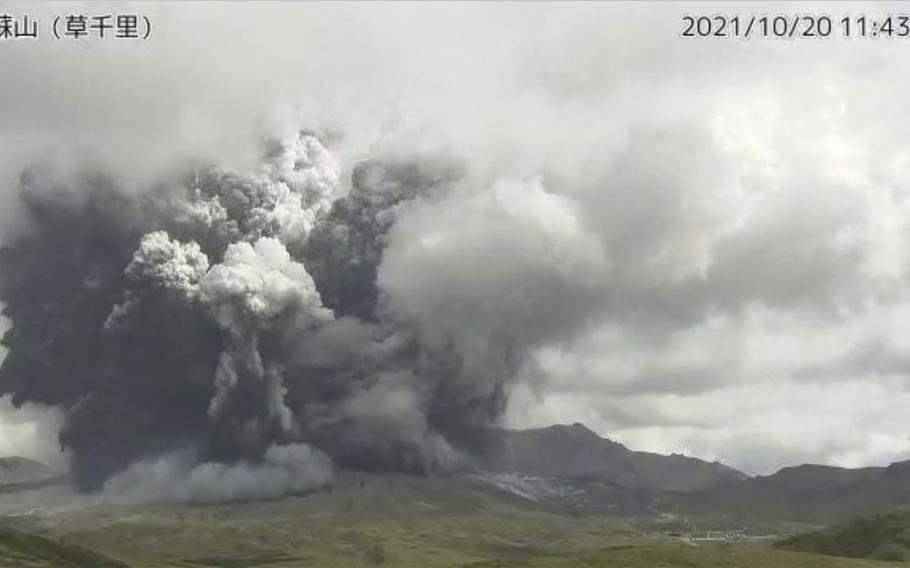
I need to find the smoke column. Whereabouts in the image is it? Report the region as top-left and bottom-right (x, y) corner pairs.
(0, 131), (606, 501)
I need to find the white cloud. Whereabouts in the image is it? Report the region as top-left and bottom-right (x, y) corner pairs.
(4, 2), (910, 475)
(506, 304), (910, 474)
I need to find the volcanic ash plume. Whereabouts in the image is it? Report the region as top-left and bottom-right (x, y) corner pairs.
(0, 132), (607, 502)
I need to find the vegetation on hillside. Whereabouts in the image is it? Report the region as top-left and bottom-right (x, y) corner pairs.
(0, 523), (127, 567)
(778, 509), (910, 562)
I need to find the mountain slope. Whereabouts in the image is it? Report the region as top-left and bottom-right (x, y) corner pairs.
(777, 508), (910, 562)
(483, 423), (747, 492)
(0, 472), (887, 568)
(0, 473), (637, 567)
(0, 524), (127, 567)
(677, 460), (910, 523)
(468, 543), (893, 568)
(0, 457), (55, 486)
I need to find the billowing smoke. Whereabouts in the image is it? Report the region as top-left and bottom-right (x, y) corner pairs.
(104, 443), (333, 505)
(0, 131), (607, 501)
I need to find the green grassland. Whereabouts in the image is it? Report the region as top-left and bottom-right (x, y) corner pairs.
(467, 544), (900, 567)
(779, 509), (910, 562)
(7, 475), (636, 567)
(1, 474), (904, 567)
(0, 523), (126, 567)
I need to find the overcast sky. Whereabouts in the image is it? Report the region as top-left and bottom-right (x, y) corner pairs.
(2, 2), (910, 476)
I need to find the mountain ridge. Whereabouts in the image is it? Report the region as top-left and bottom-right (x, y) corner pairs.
(0, 457), (54, 486)
(484, 423), (747, 492)
(674, 456), (910, 523)
(477, 423), (910, 523)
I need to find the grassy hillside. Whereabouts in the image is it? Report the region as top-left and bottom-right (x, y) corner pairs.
(487, 424), (746, 492)
(1, 473), (903, 567)
(6, 474), (639, 567)
(0, 523), (126, 567)
(778, 509), (910, 562)
(467, 543), (897, 567)
(676, 461), (910, 524)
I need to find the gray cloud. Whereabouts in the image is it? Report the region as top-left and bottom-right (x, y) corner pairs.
(2, 2), (910, 481)
(103, 443), (333, 504)
(0, 310), (67, 470)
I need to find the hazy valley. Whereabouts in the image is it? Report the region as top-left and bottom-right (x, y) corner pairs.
(2, 424), (909, 567)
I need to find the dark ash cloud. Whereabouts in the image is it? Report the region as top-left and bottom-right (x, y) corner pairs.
(2, 3), (910, 484)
